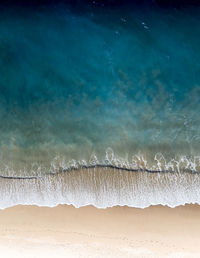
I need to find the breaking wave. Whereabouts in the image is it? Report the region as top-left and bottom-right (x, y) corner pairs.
(0, 149), (200, 209)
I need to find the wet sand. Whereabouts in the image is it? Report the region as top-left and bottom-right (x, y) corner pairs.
(0, 204), (200, 257)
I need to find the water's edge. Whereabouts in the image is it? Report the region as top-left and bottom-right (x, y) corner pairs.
(1, 167), (200, 209)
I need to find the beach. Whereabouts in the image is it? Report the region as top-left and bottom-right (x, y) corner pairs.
(0, 204), (200, 257)
(0, 1), (200, 257)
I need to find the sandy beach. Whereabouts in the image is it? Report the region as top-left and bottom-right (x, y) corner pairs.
(0, 204), (199, 257)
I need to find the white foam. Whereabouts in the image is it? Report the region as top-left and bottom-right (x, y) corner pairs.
(0, 149), (200, 209)
(0, 167), (200, 209)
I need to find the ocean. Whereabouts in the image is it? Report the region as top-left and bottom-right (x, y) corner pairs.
(0, 0), (200, 208)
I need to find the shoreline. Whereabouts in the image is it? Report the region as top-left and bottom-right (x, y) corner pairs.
(0, 204), (200, 257)
(1, 168), (200, 209)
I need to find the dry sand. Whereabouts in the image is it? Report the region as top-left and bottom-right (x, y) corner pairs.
(0, 204), (199, 257)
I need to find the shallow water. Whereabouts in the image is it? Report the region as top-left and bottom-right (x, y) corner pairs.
(1, 168), (200, 209)
(0, 1), (200, 208)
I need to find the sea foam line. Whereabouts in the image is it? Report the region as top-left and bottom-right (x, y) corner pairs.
(0, 164), (199, 180)
(0, 147), (200, 179)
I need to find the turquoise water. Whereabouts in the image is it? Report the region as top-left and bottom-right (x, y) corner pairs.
(0, 1), (200, 208)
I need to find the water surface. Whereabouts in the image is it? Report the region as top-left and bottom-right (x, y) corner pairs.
(0, 1), (200, 208)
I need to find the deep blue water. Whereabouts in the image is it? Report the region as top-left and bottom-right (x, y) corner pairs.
(0, 2), (200, 175)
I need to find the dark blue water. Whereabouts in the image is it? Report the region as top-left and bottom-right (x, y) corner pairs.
(0, 2), (200, 175)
